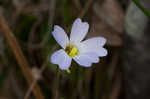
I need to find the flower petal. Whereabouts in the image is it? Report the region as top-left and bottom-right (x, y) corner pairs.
(52, 25), (69, 49)
(51, 49), (72, 70)
(97, 47), (107, 57)
(70, 18), (89, 43)
(81, 37), (106, 47)
(85, 52), (100, 63)
(80, 37), (108, 57)
(87, 47), (107, 57)
(73, 52), (99, 67)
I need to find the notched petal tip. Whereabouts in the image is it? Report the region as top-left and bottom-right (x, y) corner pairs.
(98, 37), (107, 45)
(100, 48), (108, 57)
(51, 25), (62, 36)
(74, 18), (89, 28)
(70, 18), (89, 42)
(74, 18), (81, 23)
(53, 25), (60, 30)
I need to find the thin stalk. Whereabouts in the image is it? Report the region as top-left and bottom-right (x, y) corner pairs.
(132, 0), (150, 19)
(71, 63), (79, 99)
(0, 12), (44, 99)
(24, 62), (47, 99)
(54, 66), (60, 99)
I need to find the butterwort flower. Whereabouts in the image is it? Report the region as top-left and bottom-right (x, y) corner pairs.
(50, 18), (107, 70)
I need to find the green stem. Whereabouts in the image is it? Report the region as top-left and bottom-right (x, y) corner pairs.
(54, 66), (60, 99)
(71, 65), (78, 99)
(132, 0), (150, 19)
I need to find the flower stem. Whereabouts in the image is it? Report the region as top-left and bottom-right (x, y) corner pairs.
(54, 66), (60, 99)
(132, 0), (150, 19)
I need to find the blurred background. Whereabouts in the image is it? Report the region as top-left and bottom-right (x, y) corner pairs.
(0, 0), (150, 99)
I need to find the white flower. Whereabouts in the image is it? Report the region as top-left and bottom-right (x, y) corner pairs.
(50, 18), (107, 70)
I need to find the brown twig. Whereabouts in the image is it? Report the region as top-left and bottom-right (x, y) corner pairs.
(54, 66), (60, 99)
(28, 0), (57, 50)
(0, 12), (44, 99)
(73, 0), (82, 10)
(27, 19), (41, 51)
(24, 62), (47, 99)
(24, 0), (57, 98)
(78, 0), (93, 18)
(111, 72), (121, 99)
(108, 50), (120, 81)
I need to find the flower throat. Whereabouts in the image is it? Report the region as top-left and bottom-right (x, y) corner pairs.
(65, 44), (78, 58)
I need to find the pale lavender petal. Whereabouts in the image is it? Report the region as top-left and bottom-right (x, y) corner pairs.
(85, 52), (100, 63)
(81, 37), (106, 47)
(86, 47), (107, 57)
(73, 52), (99, 67)
(70, 18), (89, 43)
(51, 49), (72, 70)
(98, 47), (107, 57)
(52, 25), (69, 49)
(80, 37), (108, 57)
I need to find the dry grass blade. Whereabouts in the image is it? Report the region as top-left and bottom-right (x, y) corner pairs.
(111, 73), (121, 99)
(78, 0), (93, 18)
(24, 62), (47, 99)
(24, 0), (57, 98)
(0, 12), (44, 99)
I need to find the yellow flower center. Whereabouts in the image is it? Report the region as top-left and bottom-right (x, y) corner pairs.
(65, 44), (78, 58)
